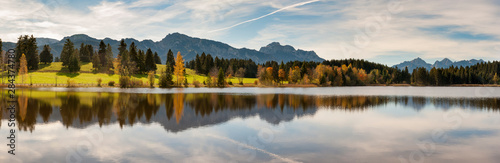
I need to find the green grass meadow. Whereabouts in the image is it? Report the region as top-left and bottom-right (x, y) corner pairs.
(0, 62), (257, 86)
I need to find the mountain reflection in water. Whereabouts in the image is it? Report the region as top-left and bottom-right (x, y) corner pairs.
(1, 89), (499, 132)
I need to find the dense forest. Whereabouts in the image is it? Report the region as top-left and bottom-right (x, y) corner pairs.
(1, 35), (499, 87)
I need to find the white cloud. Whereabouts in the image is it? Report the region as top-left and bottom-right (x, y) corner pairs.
(1, 0), (499, 64)
(241, 0), (500, 63)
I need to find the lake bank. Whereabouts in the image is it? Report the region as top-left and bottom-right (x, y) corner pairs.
(3, 83), (500, 88)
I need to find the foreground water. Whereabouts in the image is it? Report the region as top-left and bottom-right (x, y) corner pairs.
(1, 87), (500, 163)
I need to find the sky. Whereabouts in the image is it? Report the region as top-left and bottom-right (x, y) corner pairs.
(1, 0), (500, 66)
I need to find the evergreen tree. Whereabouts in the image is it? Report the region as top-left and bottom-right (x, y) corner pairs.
(16, 35), (39, 70)
(92, 54), (100, 70)
(105, 43), (114, 69)
(300, 61), (308, 77)
(118, 39), (127, 57)
(60, 39), (74, 67)
(54, 57), (60, 62)
(204, 54), (214, 75)
(194, 54), (201, 73)
(39, 45), (53, 64)
(217, 68), (225, 87)
(129, 42), (138, 73)
(137, 50), (146, 73)
(86, 44), (94, 60)
(159, 63), (174, 88)
(145, 48), (157, 72)
(154, 52), (162, 64)
(68, 50), (81, 73)
(98, 40), (107, 70)
(166, 49), (175, 69)
(200, 52), (206, 72)
(79, 43), (90, 62)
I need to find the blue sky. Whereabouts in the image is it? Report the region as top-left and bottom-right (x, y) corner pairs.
(1, 0), (500, 66)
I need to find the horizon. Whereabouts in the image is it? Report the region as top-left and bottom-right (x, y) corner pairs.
(1, 0), (500, 66)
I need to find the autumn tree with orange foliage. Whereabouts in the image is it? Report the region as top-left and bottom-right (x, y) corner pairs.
(19, 54), (28, 84)
(174, 52), (185, 86)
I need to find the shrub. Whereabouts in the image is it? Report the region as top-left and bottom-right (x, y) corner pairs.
(130, 78), (143, 88)
(108, 81), (115, 87)
(183, 78), (189, 87)
(193, 80), (201, 87)
(148, 71), (155, 88)
(228, 81), (233, 85)
(119, 76), (130, 88)
(205, 76), (213, 87)
(67, 79), (76, 87)
(239, 81), (243, 85)
(254, 80), (259, 85)
(97, 78), (102, 87)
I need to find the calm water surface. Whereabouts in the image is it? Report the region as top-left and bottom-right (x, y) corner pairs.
(1, 87), (500, 163)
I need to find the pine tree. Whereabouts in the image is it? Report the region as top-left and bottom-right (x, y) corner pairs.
(54, 57), (60, 62)
(27, 35), (39, 70)
(154, 52), (161, 64)
(159, 63), (174, 88)
(174, 51), (185, 86)
(217, 68), (225, 87)
(97, 40), (107, 70)
(118, 39), (127, 57)
(204, 54), (214, 75)
(15, 35), (39, 70)
(86, 44), (94, 61)
(300, 61), (308, 77)
(106, 43), (114, 69)
(79, 43), (93, 62)
(79, 43), (87, 62)
(40, 45), (53, 64)
(145, 48), (157, 72)
(194, 54), (201, 74)
(128, 42), (138, 74)
(60, 39), (74, 67)
(137, 50), (146, 73)
(68, 50), (81, 73)
(166, 49), (175, 69)
(92, 54), (100, 70)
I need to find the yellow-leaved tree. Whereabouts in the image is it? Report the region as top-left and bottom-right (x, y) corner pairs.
(174, 51), (185, 86)
(19, 53), (28, 84)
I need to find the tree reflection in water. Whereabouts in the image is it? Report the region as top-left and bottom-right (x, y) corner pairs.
(1, 90), (499, 132)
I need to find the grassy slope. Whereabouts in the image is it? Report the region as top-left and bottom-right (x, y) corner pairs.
(1, 62), (257, 85)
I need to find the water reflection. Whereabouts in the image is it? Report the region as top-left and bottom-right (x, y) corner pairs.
(1, 90), (499, 132)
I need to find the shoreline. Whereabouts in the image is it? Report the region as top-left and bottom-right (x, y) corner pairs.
(2, 83), (500, 88)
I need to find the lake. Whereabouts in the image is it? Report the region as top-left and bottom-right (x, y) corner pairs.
(1, 87), (500, 163)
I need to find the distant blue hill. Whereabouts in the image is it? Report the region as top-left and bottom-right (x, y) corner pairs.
(393, 57), (484, 71)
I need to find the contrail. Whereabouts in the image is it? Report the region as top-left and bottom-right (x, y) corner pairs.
(209, 0), (321, 33)
(206, 134), (302, 163)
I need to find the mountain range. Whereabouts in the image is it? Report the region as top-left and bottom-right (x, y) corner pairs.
(392, 57), (484, 71)
(1, 33), (325, 63)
